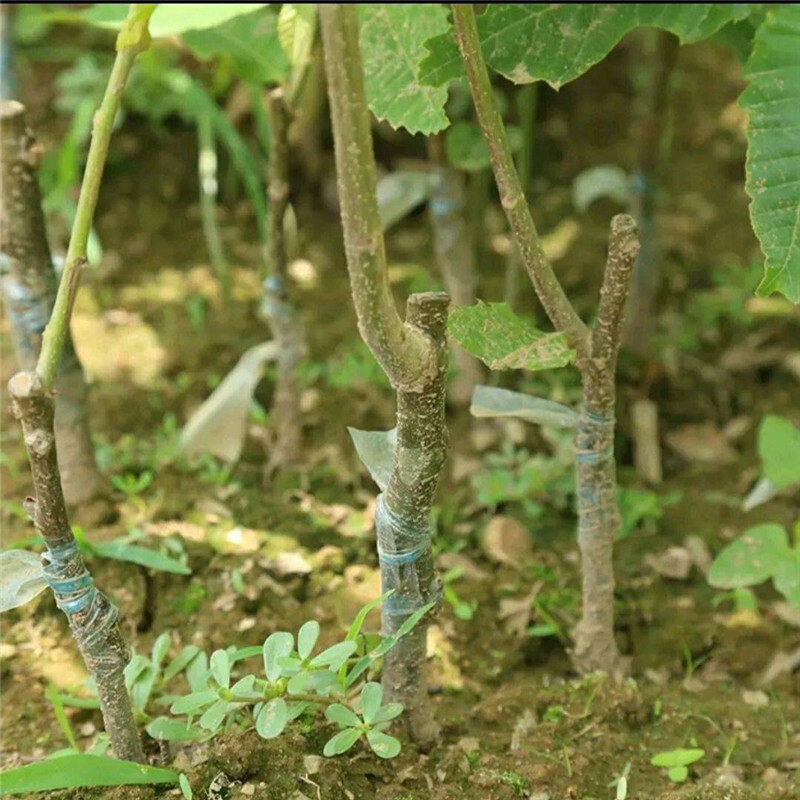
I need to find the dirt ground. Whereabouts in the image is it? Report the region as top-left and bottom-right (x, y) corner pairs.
(1, 30), (799, 800)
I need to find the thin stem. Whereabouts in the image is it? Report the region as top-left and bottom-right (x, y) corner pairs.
(36, 5), (154, 391)
(452, 4), (590, 364)
(319, 3), (433, 391)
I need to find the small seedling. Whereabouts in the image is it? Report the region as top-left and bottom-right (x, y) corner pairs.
(651, 748), (705, 783)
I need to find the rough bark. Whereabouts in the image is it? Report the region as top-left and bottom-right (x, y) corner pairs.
(573, 215), (639, 676)
(426, 136), (483, 405)
(0, 100), (103, 505)
(8, 371), (144, 762)
(262, 88), (304, 474)
(380, 292), (449, 748)
(321, 5), (448, 746)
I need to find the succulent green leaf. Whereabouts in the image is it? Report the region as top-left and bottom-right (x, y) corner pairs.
(287, 671), (309, 694)
(170, 689), (218, 715)
(773, 546), (800, 609)
(0, 754), (179, 793)
(708, 524), (792, 589)
(163, 646), (201, 683)
(310, 640), (357, 670)
(91, 540), (191, 575)
(651, 748), (706, 768)
(130, 665), (158, 711)
(371, 702), (404, 725)
(325, 703), (362, 729)
(668, 765), (689, 782)
(230, 675), (256, 696)
(199, 698), (230, 732)
(360, 682), (383, 725)
(449, 302), (575, 372)
(263, 631), (294, 682)
(179, 773), (193, 799)
(297, 620), (321, 660)
(209, 649), (230, 689)
(758, 415), (800, 488)
(346, 594), (387, 641)
(742, 5), (800, 302)
(185, 651), (210, 692)
(420, 5), (752, 91)
(0, 549), (48, 613)
(366, 729), (402, 759)
(151, 633), (171, 668)
(255, 697), (289, 739)
(358, 4), (451, 135)
(182, 7), (288, 85)
(323, 727), (363, 757)
(302, 670), (341, 695)
(146, 717), (207, 742)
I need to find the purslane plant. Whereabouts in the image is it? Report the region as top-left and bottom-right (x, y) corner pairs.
(320, 4), (449, 746)
(0, 101), (104, 506)
(5, 4), (155, 762)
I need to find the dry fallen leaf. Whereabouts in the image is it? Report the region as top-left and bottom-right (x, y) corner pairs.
(665, 423), (738, 464)
(482, 516), (532, 566)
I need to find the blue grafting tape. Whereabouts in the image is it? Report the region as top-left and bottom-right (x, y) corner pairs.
(43, 539), (97, 617)
(582, 408), (614, 426)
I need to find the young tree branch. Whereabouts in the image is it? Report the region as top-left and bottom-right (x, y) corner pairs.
(36, 4), (155, 391)
(452, 4), (590, 364)
(319, 4), (434, 391)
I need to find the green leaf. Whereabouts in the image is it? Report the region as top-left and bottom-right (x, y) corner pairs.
(210, 649), (231, 689)
(773, 546), (800, 609)
(46, 682), (78, 751)
(145, 717), (207, 742)
(182, 8), (288, 84)
(758, 415), (800, 488)
(668, 765), (689, 782)
(170, 689), (218, 715)
(130, 664), (158, 711)
(449, 302), (575, 372)
(446, 121), (522, 172)
(325, 703), (362, 729)
(0, 754), (179, 794)
(347, 594), (388, 641)
(360, 682), (383, 725)
(179, 774), (193, 800)
(163, 646), (201, 682)
(366, 729), (401, 759)
(277, 4), (317, 70)
(323, 727), (362, 757)
(92, 540), (190, 575)
(420, 5), (752, 90)
(651, 748), (705, 768)
(297, 620), (320, 660)
(151, 633), (171, 667)
(263, 631), (294, 682)
(708, 524), (792, 589)
(742, 5), (800, 302)
(310, 640), (357, 670)
(0, 549), (47, 613)
(199, 698), (230, 731)
(371, 702), (403, 725)
(255, 697), (289, 739)
(185, 651), (210, 692)
(358, 4), (451, 135)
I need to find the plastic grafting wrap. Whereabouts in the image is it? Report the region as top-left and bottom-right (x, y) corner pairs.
(375, 493), (435, 617)
(260, 274), (293, 324)
(574, 408), (618, 537)
(42, 540), (120, 653)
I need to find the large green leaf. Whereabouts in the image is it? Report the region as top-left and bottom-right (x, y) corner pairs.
(358, 4), (451, 135)
(757, 414), (800, 488)
(420, 5), (751, 92)
(707, 524), (792, 589)
(182, 7), (288, 84)
(741, 5), (800, 302)
(448, 302), (575, 372)
(0, 755), (179, 795)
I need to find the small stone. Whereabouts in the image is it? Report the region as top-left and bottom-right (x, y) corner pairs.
(237, 617), (256, 632)
(269, 551), (312, 576)
(240, 784), (255, 796)
(457, 736), (480, 754)
(303, 755), (323, 775)
(79, 722), (96, 737)
(741, 689), (769, 707)
(482, 516), (532, 566)
(646, 546), (692, 580)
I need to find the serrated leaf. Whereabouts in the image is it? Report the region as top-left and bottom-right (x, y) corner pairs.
(0, 550), (48, 613)
(708, 524), (792, 589)
(146, 717), (207, 742)
(366, 729), (401, 759)
(470, 385), (578, 428)
(263, 631), (294, 682)
(758, 415), (800, 488)
(0, 754), (179, 793)
(277, 4), (316, 69)
(449, 302), (575, 372)
(358, 4), (451, 135)
(347, 427), (396, 491)
(255, 697), (289, 739)
(297, 620), (320, 660)
(420, 5), (752, 90)
(360, 682), (382, 725)
(183, 7), (288, 84)
(210, 650), (230, 689)
(326, 703), (362, 729)
(742, 5), (800, 302)
(323, 726), (362, 757)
